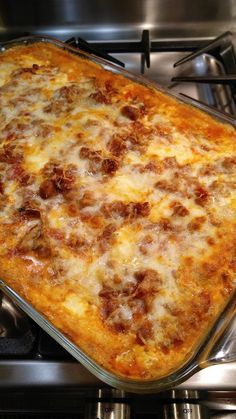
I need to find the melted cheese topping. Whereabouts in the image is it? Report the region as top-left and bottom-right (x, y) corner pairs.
(0, 42), (235, 382)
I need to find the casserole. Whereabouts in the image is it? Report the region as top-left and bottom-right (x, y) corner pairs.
(0, 35), (235, 392)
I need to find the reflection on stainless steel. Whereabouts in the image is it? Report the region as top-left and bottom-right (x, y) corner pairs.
(169, 390), (236, 411)
(0, 0), (235, 40)
(0, 361), (101, 387)
(180, 364), (236, 390)
(212, 415), (236, 419)
(0, 292), (30, 338)
(0, 361), (236, 390)
(0, 0), (234, 26)
(205, 401), (236, 411)
(205, 391), (236, 411)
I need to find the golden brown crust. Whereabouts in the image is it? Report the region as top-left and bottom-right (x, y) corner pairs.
(0, 42), (235, 381)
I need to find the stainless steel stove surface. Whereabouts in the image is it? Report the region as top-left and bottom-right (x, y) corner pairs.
(0, 25), (236, 419)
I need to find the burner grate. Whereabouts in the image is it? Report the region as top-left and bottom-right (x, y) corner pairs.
(0, 331), (36, 356)
(64, 29), (151, 73)
(38, 330), (71, 359)
(173, 31), (234, 68)
(171, 31), (236, 113)
(172, 75), (236, 85)
(62, 30), (236, 114)
(65, 36), (125, 68)
(0, 293), (37, 356)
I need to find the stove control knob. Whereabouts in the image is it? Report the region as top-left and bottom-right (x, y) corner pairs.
(163, 403), (209, 419)
(85, 402), (131, 419)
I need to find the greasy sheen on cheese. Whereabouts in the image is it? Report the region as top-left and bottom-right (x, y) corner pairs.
(0, 42), (235, 381)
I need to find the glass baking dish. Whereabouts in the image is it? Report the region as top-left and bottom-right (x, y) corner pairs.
(0, 35), (235, 393)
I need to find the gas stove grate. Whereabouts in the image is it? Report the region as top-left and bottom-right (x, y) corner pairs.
(172, 31), (236, 104)
(65, 36), (125, 68)
(62, 30), (236, 114)
(172, 75), (236, 85)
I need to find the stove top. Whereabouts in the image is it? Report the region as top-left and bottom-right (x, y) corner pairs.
(0, 30), (236, 418)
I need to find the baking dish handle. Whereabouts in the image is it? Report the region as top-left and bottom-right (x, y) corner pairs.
(198, 294), (236, 368)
